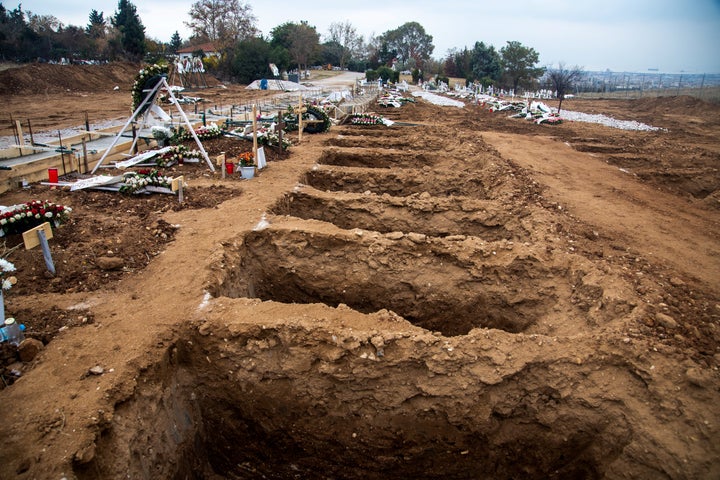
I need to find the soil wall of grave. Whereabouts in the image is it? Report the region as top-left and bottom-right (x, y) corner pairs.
(269, 186), (527, 240)
(75, 316), (642, 480)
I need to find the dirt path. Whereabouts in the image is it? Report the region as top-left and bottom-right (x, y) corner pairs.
(484, 131), (720, 289)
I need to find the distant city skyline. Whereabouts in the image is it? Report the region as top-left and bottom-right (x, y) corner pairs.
(12, 0), (720, 73)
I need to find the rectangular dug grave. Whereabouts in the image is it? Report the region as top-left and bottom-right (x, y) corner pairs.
(271, 188), (524, 241)
(209, 226), (558, 336)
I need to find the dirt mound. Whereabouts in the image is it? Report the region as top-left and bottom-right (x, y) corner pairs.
(0, 62), (225, 96)
(631, 94), (717, 115)
(0, 62), (142, 95)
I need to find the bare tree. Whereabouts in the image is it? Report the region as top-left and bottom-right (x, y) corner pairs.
(25, 11), (62, 33)
(327, 20), (363, 70)
(186, 0), (257, 49)
(546, 63), (584, 113)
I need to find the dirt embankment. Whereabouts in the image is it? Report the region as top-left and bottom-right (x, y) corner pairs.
(0, 62), (717, 479)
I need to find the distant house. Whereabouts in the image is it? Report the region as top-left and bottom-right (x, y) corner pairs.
(176, 43), (220, 60)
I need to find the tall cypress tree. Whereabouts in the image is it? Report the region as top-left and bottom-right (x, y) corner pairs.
(86, 9), (106, 38)
(112, 0), (145, 60)
(169, 31), (182, 53)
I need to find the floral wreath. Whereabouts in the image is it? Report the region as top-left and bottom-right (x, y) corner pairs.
(155, 145), (202, 167)
(283, 104), (332, 134)
(173, 123), (226, 142)
(131, 64), (169, 114)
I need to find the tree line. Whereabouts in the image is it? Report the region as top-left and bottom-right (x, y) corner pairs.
(0, 0), (578, 94)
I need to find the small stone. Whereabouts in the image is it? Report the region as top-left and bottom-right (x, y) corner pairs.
(656, 313), (678, 330)
(89, 365), (104, 375)
(686, 367), (712, 388)
(669, 277), (685, 287)
(198, 322), (212, 336)
(385, 231), (404, 240)
(18, 338), (44, 362)
(407, 232), (427, 244)
(74, 442), (96, 464)
(96, 256), (124, 271)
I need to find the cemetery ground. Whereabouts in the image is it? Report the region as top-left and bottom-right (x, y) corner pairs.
(0, 62), (718, 479)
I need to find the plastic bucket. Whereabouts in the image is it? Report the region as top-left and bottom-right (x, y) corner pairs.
(48, 168), (59, 183)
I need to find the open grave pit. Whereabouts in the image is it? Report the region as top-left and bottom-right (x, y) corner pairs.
(75, 311), (642, 480)
(318, 147), (435, 169)
(270, 185), (529, 241)
(325, 132), (443, 151)
(303, 165), (505, 199)
(207, 220), (638, 337)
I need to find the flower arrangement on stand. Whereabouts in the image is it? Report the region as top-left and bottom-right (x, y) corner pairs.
(151, 126), (174, 146)
(155, 145), (202, 167)
(119, 169), (173, 195)
(348, 113), (386, 126)
(0, 201), (72, 237)
(173, 123), (226, 142)
(131, 64), (168, 113)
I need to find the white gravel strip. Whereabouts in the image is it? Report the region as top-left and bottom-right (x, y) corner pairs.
(558, 110), (662, 131)
(412, 91), (465, 108)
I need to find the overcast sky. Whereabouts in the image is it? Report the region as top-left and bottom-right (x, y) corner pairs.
(12, 0), (720, 73)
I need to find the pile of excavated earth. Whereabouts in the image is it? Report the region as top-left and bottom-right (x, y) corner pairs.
(0, 62), (718, 479)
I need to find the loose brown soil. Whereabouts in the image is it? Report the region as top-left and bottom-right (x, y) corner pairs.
(0, 63), (718, 479)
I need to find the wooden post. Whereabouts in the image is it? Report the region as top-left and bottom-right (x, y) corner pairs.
(23, 222), (55, 276)
(82, 139), (89, 173)
(37, 229), (55, 276)
(172, 176), (185, 203)
(298, 94), (303, 143)
(27, 119), (34, 145)
(10, 113), (18, 146)
(278, 109), (284, 149)
(14, 121), (24, 147)
(252, 104), (258, 164)
(58, 131), (67, 175)
(131, 124), (138, 155)
(85, 111), (90, 133)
